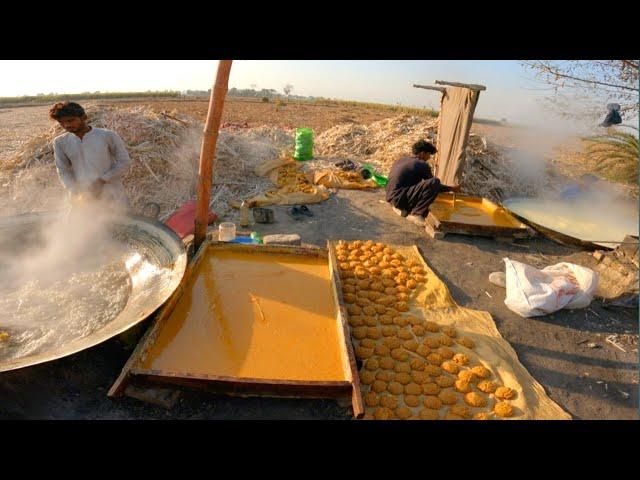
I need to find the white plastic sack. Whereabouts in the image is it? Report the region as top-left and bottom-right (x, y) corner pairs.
(503, 258), (599, 318)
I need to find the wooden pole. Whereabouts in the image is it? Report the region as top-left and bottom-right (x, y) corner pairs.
(412, 84), (447, 93)
(194, 60), (233, 251)
(435, 80), (486, 91)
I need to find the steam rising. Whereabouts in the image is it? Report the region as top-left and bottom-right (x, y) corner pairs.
(0, 200), (132, 361)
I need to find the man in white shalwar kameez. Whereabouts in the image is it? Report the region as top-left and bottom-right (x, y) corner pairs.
(50, 101), (132, 209)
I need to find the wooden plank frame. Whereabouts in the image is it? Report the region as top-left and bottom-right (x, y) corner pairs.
(435, 79), (487, 91)
(109, 239), (364, 418)
(425, 194), (533, 241)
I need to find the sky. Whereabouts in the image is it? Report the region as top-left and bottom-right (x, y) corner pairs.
(0, 60), (595, 129)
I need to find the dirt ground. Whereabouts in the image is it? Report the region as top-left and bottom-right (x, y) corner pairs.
(0, 187), (637, 420)
(0, 99), (637, 420)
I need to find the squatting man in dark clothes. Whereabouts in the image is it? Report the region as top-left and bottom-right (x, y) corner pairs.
(385, 140), (460, 226)
(50, 101), (132, 209)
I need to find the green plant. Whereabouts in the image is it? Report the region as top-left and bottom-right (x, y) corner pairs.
(582, 128), (639, 184)
(261, 97), (269, 103)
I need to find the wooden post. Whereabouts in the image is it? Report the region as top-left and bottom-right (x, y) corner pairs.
(194, 60), (233, 251)
(412, 84), (447, 93)
(435, 80), (486, 91)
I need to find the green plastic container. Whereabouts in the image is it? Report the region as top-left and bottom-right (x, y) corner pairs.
(250, 231), (263, 244)
(293, 127), (314, 161)
(362, 163), (389, 186)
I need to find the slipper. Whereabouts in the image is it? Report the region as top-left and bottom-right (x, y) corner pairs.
(289, 206), (304, 221)
(392, 207), (409, 218)
(407, 214), (426, 226)
(298, 205), (314, 217)
(335, 160), (356, 171)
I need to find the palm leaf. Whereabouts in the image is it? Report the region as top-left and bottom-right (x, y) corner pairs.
(581, 130), (639, 184)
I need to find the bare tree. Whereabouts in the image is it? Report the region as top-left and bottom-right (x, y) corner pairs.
(283, 84), (294, 97)
(521, 60), (639, 121)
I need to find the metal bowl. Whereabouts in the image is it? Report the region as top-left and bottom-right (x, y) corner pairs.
(0, 211), (187, 373)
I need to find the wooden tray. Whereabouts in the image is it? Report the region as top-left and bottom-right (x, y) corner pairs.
(425, 193), (534, 241)
(109, 239), (364, 417)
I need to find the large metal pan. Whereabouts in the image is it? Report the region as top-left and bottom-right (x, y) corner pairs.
(0, 211), (187, 372)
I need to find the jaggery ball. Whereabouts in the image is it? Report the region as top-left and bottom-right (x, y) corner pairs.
(441, 361), (459, 375)
(403, 339), (419, 352)
(360, 338), (376, 349)
(437, 347), (455, 360)
(384, 338), (401, 350)
(477, 380), (498, 394)
(452, 353), (470, 366)
(424, 321), (440, 333)
(495, 386), (516, 400)
(355, 346), (374, 359)
(379, 395), (399, 409)
(423, 396), (442, 410)
(371, 380), (388, 393)
(424, 365), (443, 377)
(404, 395), (421, 408)
(442, 326), (457, 338)
(379, 357), (395, 370)
(364, 392), (379, 407)
(364, 358), (379, 371)
(450, 405), (471, 419)
(438, 389), (458, 405)
(471, 365), (491, 379)
(397, 328), (413, 340)
(473, 412), (492, 421)
(494, 402), (514, 418)
(464, 391), (487, 408)
(390, 348), (409, 361)
(422, 383), (441, 395)
(454, 379), (472, 394)
(394, 362), (411, 374)
(373, 407), (394, 420)
(374, 344), (391, 356)
(427, 353), (443, 365)
(359, 370), (375, 385)
(412, 325), (426, 337)
(387, 381), (404, 395)
(435, 375), (456, 388)
(419, 409), (440, 420)
(409, 358), (426, 371)
(404, 383), (422, 396)
(458, 370), (478, 384)
(411, 371), (431, 384)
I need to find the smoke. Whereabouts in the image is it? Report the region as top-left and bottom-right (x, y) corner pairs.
(498, 115), (639, 243)
(0, 199), (131, 359)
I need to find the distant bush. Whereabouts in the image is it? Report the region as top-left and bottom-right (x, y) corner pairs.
(262, 97), (269, 103)
(0, 90), (181, 105)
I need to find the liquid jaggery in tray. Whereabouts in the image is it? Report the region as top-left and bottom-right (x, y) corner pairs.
(330, 240), (571, 420)
(429, 193), (524, 228)
(141, 248), (349, 382)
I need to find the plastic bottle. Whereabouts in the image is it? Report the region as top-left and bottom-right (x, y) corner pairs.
(250, 232), (263, 244)
(239, 201), (250, 227)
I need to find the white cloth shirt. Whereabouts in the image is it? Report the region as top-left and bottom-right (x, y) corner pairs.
(53, 127), (132, 206)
